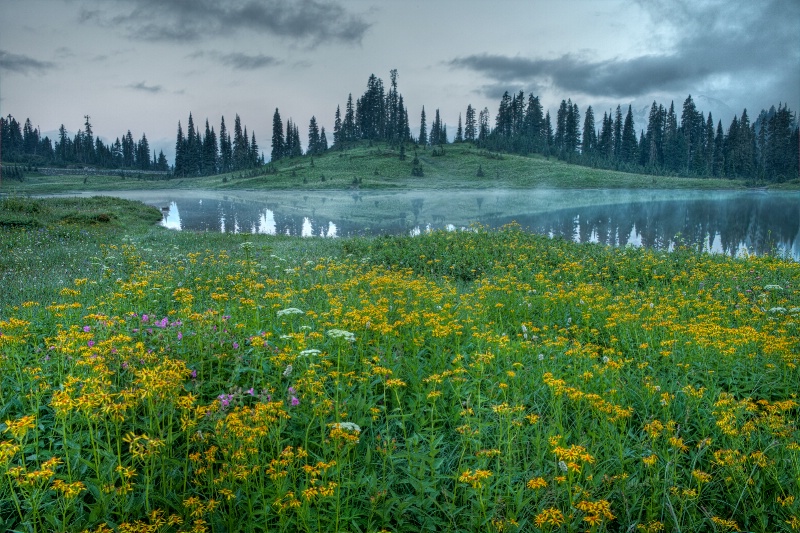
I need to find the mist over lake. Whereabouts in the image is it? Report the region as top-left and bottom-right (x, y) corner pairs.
(68, 188), (800, 260)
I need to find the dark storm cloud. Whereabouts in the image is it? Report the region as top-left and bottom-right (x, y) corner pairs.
(221, 53), (281, 70)
(190, 51), (282, 70)
(128, 81), (163, 93)
(0, 50), (56, 75)
(449, 0), (799, 101)
(78, 0), (370, 46)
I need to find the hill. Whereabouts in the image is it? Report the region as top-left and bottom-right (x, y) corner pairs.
(4, 141), (784, 195)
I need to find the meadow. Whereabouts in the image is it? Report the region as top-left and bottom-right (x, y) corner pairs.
(0, 196), (798, 532)
(4, 141), (783, 196)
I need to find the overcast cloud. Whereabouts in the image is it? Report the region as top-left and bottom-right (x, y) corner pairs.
(0, 50), (56, 75)
(77, 0), (370, 46)
(1, 0), (796, 163)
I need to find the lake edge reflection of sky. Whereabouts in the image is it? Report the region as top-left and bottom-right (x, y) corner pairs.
(43, 189), (800, 261)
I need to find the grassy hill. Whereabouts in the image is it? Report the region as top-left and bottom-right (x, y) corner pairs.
(3, 141), (784, 195)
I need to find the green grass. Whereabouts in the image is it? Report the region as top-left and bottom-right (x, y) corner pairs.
(5, 141), (793, 195)
(1, 197), (799, 533)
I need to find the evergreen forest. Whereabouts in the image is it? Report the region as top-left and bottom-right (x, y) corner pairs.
(2, 70), (798, 183)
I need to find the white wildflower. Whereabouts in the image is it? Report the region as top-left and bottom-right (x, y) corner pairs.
(602, 356), (610, 364)
(282, 364), (293, 377)
(277, 307), (304, 317)
(299, 349), (321, 356)
(331, 422), (361, 432)
(768, 307), (787, 314)
(327, 329), (356, 342)
(558, 460), (568, 472)
(764, 284), (783, 291)
(538, 353), (545, 361)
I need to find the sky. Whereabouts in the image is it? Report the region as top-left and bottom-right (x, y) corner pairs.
(1, 0), (798, 164)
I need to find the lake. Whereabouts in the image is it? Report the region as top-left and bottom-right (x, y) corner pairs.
(71, 189), (799, 260)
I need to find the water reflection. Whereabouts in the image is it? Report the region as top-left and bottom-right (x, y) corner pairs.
(70, 189), (800, 260)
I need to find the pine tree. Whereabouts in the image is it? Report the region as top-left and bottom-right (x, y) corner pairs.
(664, 102), (680, 172)
(186, 113), (200, 175)
(598, 112), (613, 161)
(418, 106), (428, 146)
(397, 94), (409, 142)
(203, 119), (218, 175)
(307, 116), (321, 155)
(137, 133), (150, 170)
(525, 95), (544, 154)
(319, 127), (328, 152)
(680, 95), (701, 174)
(343, 94), (356, 143)
(174, 121), (185, 176)
(57, 124), (69, 162)
(465, 104), (476, 142)
(582, 106), (596, 158)
(478, 108), (490, 144)
(157, 151), (169, 171)
(250, 131), (259, 167)
(455, 114), (464, 143)
(543, 111), (554, 152)
(555, 100), (568, 154)
(620, 105), (638, 164)
(736, 109), (754, 177)
(430, 109), (442, 146)
(233, 114), (248, 170)
(220, 116), (232, 173)
(122, 131), (135, 168)
(83, 115), (95, 164)
(612, 106), (623, 163)
(291, 122), (303, 157)
(645, 102), (665, 168)
(333, 105), (342, 148)
(565, 100), (580, 155)
(271, 108), (285, 162)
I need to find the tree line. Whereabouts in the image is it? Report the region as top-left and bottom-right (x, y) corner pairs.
(172, 113), (263, 177)
(1, 114), (168, 171)
(461, 92), (799, 183)
(3, 69), (798, 183)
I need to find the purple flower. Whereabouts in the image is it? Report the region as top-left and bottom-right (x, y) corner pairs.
(247, 388), (255, 395)
(288, 386), (296, 394)
(122, 362), (129, 370)
(88, 340), (95, 348)
(218, 394), (231, 409)
(191, 369), (197, 379)
(142, 314), (149, 323)
(290, 396), (300, 407)
(177, 331), (183, 341)
(83, 326), (91, 333)
(232, 342), (239, 350)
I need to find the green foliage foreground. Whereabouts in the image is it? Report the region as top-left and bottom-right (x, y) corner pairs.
(0, 197), (799, 532)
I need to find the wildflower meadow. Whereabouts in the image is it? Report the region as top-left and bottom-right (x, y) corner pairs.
(1, 209), (799, 532)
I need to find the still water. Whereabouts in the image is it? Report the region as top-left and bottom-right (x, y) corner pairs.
(80, 189), (799, 260)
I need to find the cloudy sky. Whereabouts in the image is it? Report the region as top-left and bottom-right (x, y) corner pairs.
(1, 0), (798, 162)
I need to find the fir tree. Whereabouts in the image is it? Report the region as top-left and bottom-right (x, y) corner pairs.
(333, 105), (342, 148)
(465, 104), (476, 142)
(271, 108), (285, 162)
(455, 114), (464, 143)
(343, 94), (356, 143)
(307, 116), (321, 155)
(620, 105), (638, 164)
(418, 106), (428, 146)
(220, 116), (232, 173)
(174, 121), (186, 176)
(582, 106), (596, 157)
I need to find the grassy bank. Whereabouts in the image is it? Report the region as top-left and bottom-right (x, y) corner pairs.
(5, 142), (793, 195)
(1, 197), (799, 532)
